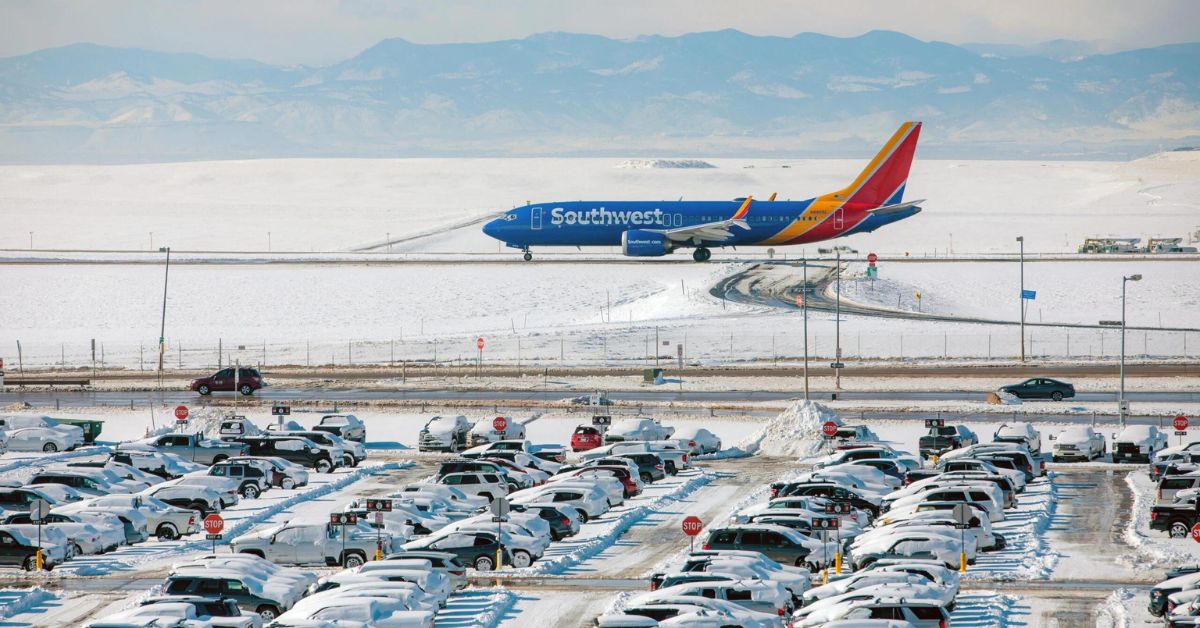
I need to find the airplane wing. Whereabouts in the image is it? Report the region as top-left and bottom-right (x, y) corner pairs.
(652, 196), (753, 243)
(868, 199), (925, 215)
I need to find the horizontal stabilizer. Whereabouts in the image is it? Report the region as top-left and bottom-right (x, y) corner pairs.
(867, 199), (925, 215)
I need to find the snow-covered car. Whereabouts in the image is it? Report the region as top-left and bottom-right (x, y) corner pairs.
(0, 485), (85, 511)
(0, 414), (85, 445)
(3, 510), (125, 555)
(313, 414), (367, 443)
(208, 460), (273, 498)
(232, 519), (393, 568)
(604, 418), (675, 443)
(993, 422), (1042, 455)
(160, 474), (241, 508)
(800, 570), (945, 607)
(510, 484), (611, 522)
(832, 425), (880, 443)
(87, 598), (261, 628)
(141, 482), (224, 516)
(660, 551), (814, 600)
(273, 596), (434, 627)
(0, 524), (68, 568)
(673, 427), (722, 455)
(849, 530), (976, 570)
(167, 555), (315, 621)
(59, 493), (200, 541)
(5, 426), (82, 452)
(390, 484), (488, 513)
(110, 450), (206, 480)
(418, 416), (472, 452)
(884, 483), (1005, 522)
(611, 595), (784, 628)
(228, 456), (310, 489)
(28, 469), (130, 496)
(1051, 426), (1106, 462)
(51, 463), (155, 493)
(794, 596), (950, 627)
(936, 458), (1026, 492)
(219, 416), (262, 440)
(645, 580), (794, 616)
(436, 472), (509, 502)
(544, 477), (625, 508)
(1114, 425), (1170, 464)
(468, 416), (526, 446)
(812, 447), (920, 471)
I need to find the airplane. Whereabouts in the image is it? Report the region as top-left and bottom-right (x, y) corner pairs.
(482, 121), (924, 262)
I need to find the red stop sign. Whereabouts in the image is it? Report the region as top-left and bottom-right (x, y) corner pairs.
(867, 252), (878, 263)
(203, 514), (224, 534)
(682, 516), (703, 536)
(1176, 415), (1190, 431)
(1192, 522), (1200, 543)
(477, 337), (485, 350)
(174, 405), (189, 420)
(492, 416), (508, 432)
(822, 421), (839, 437)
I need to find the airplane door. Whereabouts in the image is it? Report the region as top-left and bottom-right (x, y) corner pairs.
(674, 213), (683, 227)
(834, 208), (844, 230)
(531, 207), (543, 230)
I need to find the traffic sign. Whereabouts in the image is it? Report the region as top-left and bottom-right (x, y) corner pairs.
(271, 405), (291, 416)
(867, 252), (878, 263)
(592, 415), (612, 426)
(681, 516), (703, 536)
(365, 499), (392, 512)
(1191, 522), (1200, 543)
(1021, 289), (1036, 300)
(29, 499), (49, 522)
(812, 517), (839, 530)
(206, 533), (222, 541)
(821, 421), (839, 438)
(830, 362), (845, 369)
(490, 497), (510, 519)
(924, 419), (945, 428)
(952, 503), (973, 529)
(477, 337), (485, 350)
(824, 502), (852, 514)
(203, 514), (224, 535)
(174, 405), (189, 421)
(1176, 415), (1190, 431)
(492, 416), (508, 432)
(329, 513), (358, 526)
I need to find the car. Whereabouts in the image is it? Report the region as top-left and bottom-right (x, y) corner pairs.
(418, 416), (472, 453)
(208, 460), (273, 499)
(468, 416), (526, 446)
(794, 597), (951, 627)
(86, 599), (262, 628)
(999, 377), (1075, 401)
(0, 415), (84, 445)
(219, 416), (262, 440)
(110, 450), (206, 479)
(436, 472), (509, 502)
(0, 526), (63, 570)
(849, 530), (977, 570)
(313, 414), (366, 443)
(159, 474), (241, 508)
(165, 558), (313, 622)
(5, 426), (83, 452)
(992, 422), (1043, 456)
(401, 530), (509, 571)
(605, 418), (675, 443)
(60, 493), (200, 541)
(618, 452), (668, 483)
(510, 485), (609, 522)
(918, 424), (978, 458)
(1114, 425), (1170, 464)
(437, 459), (528, 489)
(673, 427), (722, 455)
(557, 466), (643, 499)
(279, 430), (366, 468)
(833, 425), (880, 443)
(232, 519), (392, 568)
(571, 425), (604, 452)
(381, 550), (469, 590)
(272, 596), (435, 627)
(136, 596), (261, 628)
(1051, 426), (1107, 462)
(234, 436), (337, 473)
(122, 433), (250, 466)
(28, 470), (126, 496)
(702, 524), (830, 569)
(0, 486), (84, 511)
(228, 455), (310, 489)
(2, 511), (122, 556)
(190, 367), (265, 396)
(141, 483), (224, 517)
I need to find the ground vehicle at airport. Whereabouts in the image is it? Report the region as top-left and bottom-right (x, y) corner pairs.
(190, 367), (266, 396)
(999, 378), (1075, 401)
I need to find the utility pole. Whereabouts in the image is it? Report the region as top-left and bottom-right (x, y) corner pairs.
(1120, 274), (1142, 427)
(157, 246), (171, 393)
(802, 254), (810, 400)
(1017, 236), (1025, 362)
(835, 249), (842, 391)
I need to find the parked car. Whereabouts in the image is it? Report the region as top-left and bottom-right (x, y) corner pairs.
(418, 416), (472, 453)
(218, 416), (262, 440)
(312, 414), (366, 443)
(570, 425), (604, 452)
(233, 519), (391, 568)
(0, 526), (64, 570)
(999, 377), (1075, 401)
(437, 472), (509, 502)
(208, 460), (273, 498)
(110, 450), (206, 479)
(233, 436), (337, 473)
(60, 493), (199, 540)
(165, 557), (313, 621)
(28, 470), (124, 496)
(401, 530), (507, 571)
(0, 486), (83, 511)
(993, 422), (1043, 455)
(88, 596), (261, 628)
(123, 433), (249, 466)
(1114, 425), (1170, 464)
(703, 524), (826, 569)
(605, 418), (675, 444)
(275, 429), (365, 468)
(918, 424), (978, 458)
(509, 485), (609, 523)
(229, 456), (310, 489)
(468, 416), (526, 446)
(190, 367), (265, 396)
(1051, 426), (1106, 462)
(673, 427), (722, 455)
(6, 426), (83, 453)
(2, 511), (123, 555)
(0, 415), (84, 445)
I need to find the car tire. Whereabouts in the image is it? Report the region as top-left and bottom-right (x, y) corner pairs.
(343, 552), (365, 569)
(1170, 521), (1191, 538)
(22, 556), (38, 572)
(188, 501), (210, 517)
(474, 555), (495, 571)
(343, 454), (355, 468)
(315, 459), (333, 474)
(578, 511), (589, 524)
(70, 543), (82, 559)
(212, 455), (228, 464)
(665, 461), (677, 475)
(1052, 391), (1064, 401)
(242, 484), (260, 499)
(42, 442), (58, 453)
(198, 385), (211, 395)
(281, 478), (296, 490)
(156, 523), (179, 541)
(511, 550), (532, 568)
(256, 605), (280, 621)
(640, 472), (652, 483)
(238, 384), (253, 396)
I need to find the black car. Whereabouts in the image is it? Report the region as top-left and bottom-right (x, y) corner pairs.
(511, 503), (575, 541)
(233, 436), (335, 473)
(617, 453), (667, 483)
(0, 529), (52, 571)
(163, 575), (285, 620)
(402, 531), (509, 571)
(1000, 378), (1075, 401)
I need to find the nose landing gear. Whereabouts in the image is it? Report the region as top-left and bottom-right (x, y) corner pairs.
(692, 247), (712, 262)
(523, 249), (533, 261)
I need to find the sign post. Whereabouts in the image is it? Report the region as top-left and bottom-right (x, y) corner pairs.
(812, 516), (839, 584)
(329, 512), (358, 564)
(476, 337), (485, 378)
(824, 502), (850, 573)
(821, 421), (838, 438)
(30, 498), (48, 570)
(952, 503), (972, 573)
(490, 497), (509, 569)
(203, 513), (225, 553)
(1176, 415), (1190, 445)
(366, 499), (392, 560)
(492, 416), (508, 434)
(174, 405), (189, 422)
(681, 515), (703, 552)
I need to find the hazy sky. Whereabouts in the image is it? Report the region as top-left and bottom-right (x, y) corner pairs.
(2, 0), (1196, 65)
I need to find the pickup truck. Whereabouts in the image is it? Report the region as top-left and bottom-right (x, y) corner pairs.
(604, 418), (674, 444)
(123, 434), (248, 465)
(919, 425), (978, 458)
(1151, 490), (1200, 538)
(232, 520), (391, 568)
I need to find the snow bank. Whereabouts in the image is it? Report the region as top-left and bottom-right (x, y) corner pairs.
(0, 588), (55, 621)
(730, 401), (842, 457)
(1095, 588), (1138, 628)
(949, 591), (1021, 627)
(965, 474), (1059, 580)
(440, 588), (519, 628)
(1118, 471), (1200, 570)
(615, 159), (716, 169)
(0, 446), (112, 477)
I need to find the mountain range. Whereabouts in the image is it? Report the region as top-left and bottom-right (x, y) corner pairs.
(1, 29), (1197, 163)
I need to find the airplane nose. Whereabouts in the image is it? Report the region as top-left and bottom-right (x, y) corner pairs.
(483, 218), (503, 240)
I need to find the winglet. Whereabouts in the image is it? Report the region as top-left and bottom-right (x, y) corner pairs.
(767, 192), (777, 202)
(732, 195), (752, 220)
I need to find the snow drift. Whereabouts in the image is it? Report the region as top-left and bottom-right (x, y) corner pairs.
(728, 400), (843, 457)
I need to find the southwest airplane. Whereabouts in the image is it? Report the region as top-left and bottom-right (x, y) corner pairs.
(483, 121), (923, 261)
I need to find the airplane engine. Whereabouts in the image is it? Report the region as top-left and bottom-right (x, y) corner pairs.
(621, 230), (671, 257)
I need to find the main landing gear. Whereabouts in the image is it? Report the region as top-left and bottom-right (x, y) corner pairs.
(692, 247), (712, 262)
(522, 247), (533, 261)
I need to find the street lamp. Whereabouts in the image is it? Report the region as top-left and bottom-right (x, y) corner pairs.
(157, 246), (171, 391)
(802, 253), (810, 400)
(1120, 273), (1142, 427)
(1016, 236), (1025, 362)
(835, 248), (842, 391)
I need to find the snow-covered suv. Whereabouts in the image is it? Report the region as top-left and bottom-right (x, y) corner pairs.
(232, 520), (391, 568)
(604, 418), (674, 444)
(437, 472), (509, 502)
(419, 416), (472, 453)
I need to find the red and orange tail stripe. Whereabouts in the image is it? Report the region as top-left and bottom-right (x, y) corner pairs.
(731, 196), (752, 220)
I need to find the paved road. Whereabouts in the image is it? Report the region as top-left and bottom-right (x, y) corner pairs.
(1, 387), (1195, 407)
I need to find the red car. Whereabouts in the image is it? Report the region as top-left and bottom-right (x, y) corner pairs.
(570, 425), (603, 452)
(190, 367), (264, 396)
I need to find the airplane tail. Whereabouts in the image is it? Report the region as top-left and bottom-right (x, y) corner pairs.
(832, 121), (921, 207)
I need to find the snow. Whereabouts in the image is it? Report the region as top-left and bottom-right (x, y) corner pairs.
(731, 400), (842, 457)
(949, 591), (1023, 627)
(437, 588), (519, 628)
(0, 588), (56, 621)
(1119, 471), (1200, 570)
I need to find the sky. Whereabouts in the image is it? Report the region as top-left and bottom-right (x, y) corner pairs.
(1, 0), (1197, 65)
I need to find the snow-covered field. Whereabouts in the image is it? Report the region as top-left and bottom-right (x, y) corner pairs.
(1, 152), (1197, 255)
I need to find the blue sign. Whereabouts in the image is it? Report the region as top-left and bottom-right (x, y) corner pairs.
(1021, 290), (1036, 300)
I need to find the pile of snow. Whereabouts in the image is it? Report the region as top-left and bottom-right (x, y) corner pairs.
(0, 588), (55, 621)
(730, 401), (842, 457)
(987, 391), (1023, 405)
(615, 159), (716, 169)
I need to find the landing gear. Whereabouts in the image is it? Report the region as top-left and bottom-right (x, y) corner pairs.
(523, 251), (533, 261)
(692, 247), (711, 262)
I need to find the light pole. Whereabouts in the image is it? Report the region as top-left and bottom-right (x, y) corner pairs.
(157, 246), (171, 391)
(835, 249), (842, 391)
(1017, 236), (1025, 362)
(802, 254), (810, 400)
(1120, 274), (1142, 427)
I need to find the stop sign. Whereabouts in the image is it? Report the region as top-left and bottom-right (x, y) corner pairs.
(477, 337), (485, 350)
(867, 252), (878, 263)
(203, 514), (224, 535)
(1176, 415), (1190, 431)
(492, 416), (508, 432)
(174, 405), (189, 421)
(681, 515), (703, 536)
(822, 421), (839, 437)
(1192, 522), (1200, 543)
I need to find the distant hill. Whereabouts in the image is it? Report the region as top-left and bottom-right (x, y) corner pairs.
(0, 30), (1197, 163)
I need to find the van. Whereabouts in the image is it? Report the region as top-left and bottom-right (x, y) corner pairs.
(1158, 472), (1200, 505)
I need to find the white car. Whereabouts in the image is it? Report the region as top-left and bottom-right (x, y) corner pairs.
(418, 416), (472, 452)
(1113, 425), (1170, 464)
(546, 477), (625, 507)
(3, 510), (125, 555)
(6, 426), (82, 453)
(436, 472), (509, 502)
(1051, 426), (1106, 462)
(646, 580), (793, 617)
(605, 418), (675, 443)
(0, 415), (85, 446)
(228, 455), (310, 489)
(672, 551), (813, 600)
(111, 449), (206, 479)
(884, 483), (1005, 522)
(611, 595), (783, 628)
(849, 530), (976, 570)
(304, 579), (438, 611)
(993, 422), (1042, 455)
(801, 571), (943, 607)
(390, 484), (487, 513)
(510, 484), (610, 522)
(274, 596), (434, 627)
(86, 601), (261, 628)
(673, 427), (722, 455)
(60, 493), (200, 540)
(335, 561), (453, 604)
(468, 417), (527, 446)
(936, 458), (1026, 492)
